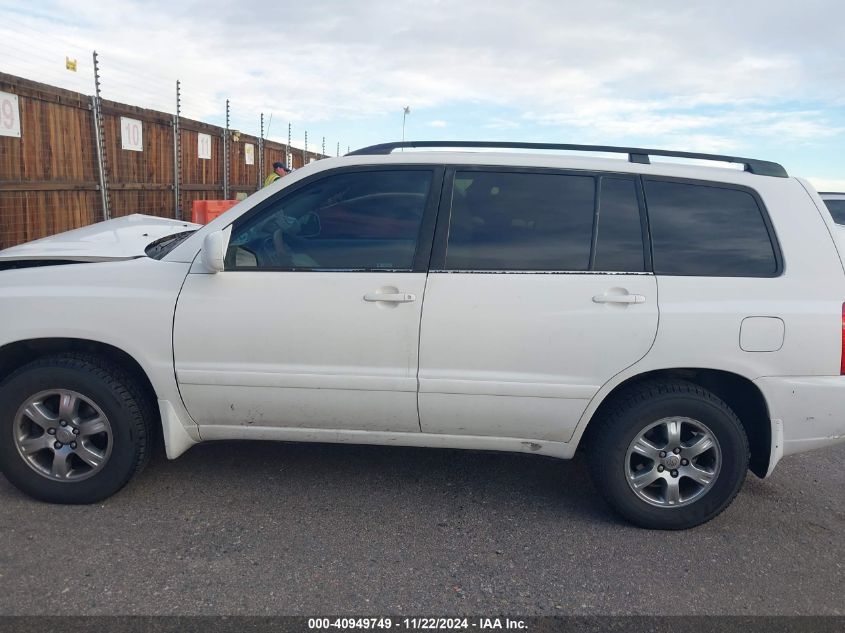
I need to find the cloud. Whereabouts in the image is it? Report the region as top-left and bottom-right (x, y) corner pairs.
(484, 118), (521, 130)
(428, 120), (447, 128)
(808, 178), (845, 193)
(1, 0), (843, 170)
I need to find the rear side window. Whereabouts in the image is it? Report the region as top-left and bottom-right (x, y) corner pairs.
(644, 180), (779, 277)
(446, 171), (594, 270)
(824, 199), (845, 225)
(444, 171), (645, 272)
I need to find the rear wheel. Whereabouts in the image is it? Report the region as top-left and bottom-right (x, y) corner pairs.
(588, 380), (749, 529)
(0, 354), (153, 503)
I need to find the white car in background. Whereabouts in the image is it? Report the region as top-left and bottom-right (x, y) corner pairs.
(1, 141), (844, 530)
(821, 191), (845, 224)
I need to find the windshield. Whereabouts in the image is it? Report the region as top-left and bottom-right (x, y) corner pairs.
(144, 230), (197, 260)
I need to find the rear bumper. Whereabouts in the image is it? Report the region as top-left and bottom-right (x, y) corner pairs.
(755, 376), (845, 474)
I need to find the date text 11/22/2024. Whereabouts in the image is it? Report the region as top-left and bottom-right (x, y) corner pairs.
(307, 618), (528, 630)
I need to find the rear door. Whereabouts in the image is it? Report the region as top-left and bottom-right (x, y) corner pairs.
(418, 167), (658, 441)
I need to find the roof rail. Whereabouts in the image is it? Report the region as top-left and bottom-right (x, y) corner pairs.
(347, 141), (788, 178)
(819, 192), (845, 195)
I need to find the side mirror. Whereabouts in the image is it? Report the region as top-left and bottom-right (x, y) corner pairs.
(201, 227), (230, 273)
(299, 211), (321, 238)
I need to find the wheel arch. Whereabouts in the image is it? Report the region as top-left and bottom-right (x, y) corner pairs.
(0, 337), (199, 459)
(577, 368), (772, 478)
(0, 337), (159, 413)
(0, 338), (166, 455)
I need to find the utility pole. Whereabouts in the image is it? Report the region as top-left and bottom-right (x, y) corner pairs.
(402, 105), (410, 143)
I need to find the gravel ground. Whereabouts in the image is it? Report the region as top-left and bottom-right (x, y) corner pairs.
(0, 439), (843, 616)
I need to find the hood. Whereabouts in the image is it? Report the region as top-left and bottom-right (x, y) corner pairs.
(0, 214), (200, 262)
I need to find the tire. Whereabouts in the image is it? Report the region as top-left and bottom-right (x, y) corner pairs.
(0, 353), (154, 503)
(587, 380), (749, 530)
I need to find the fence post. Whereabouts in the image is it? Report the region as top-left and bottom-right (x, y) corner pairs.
(91, 51), (111, 221)
(258, 112), (265, 190)
(173, 79), (181, 220)
(287, 123), (292, 170)
(223, 99), (230, 200)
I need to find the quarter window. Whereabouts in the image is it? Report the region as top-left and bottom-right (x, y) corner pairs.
(226, 170), (432, 270)
(644, 180), (779, 277)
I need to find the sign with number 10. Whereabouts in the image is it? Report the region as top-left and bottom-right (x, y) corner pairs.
(0, 91), (21, 138)
(120, 117), (143, 151)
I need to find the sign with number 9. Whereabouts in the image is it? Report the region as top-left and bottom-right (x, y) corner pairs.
(0, 91), (21, 138)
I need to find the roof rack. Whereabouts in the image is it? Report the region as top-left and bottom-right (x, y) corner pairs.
(347, 141), (788, 178)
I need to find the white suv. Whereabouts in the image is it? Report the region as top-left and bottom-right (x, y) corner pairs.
(1, 141), (843, 530)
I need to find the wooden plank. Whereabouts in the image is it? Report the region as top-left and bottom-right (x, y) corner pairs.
(181, 184), (224, 192)
(0, 72), (92, 109)
(0, 182), (99, 191)
(180, 117), (226, 135)
(100, 100), (174, 126)
(108, 183), (173, 191)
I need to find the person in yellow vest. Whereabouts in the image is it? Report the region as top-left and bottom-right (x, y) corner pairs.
(264, 162), (291, 187)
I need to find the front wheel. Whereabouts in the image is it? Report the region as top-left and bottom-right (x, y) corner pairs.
(588, 380), (749, 530)
(0, 354), (154, 503)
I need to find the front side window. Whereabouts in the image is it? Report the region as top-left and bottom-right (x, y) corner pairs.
(226, 170), (432, 270)
(824, 199), (845, 225)
(645, 179), (779, 277)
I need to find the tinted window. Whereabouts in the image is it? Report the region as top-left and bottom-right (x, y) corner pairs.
(824, 199), (845, 225)
(645, 180), (778, 277)
(445, 171), (595, 270)
(594, 177), (645, 272)
(226, 170), (432, 270)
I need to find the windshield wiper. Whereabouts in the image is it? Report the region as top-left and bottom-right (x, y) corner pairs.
(145, 230), (197, 260)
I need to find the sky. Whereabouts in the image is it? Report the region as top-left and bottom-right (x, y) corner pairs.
(1, 0), (843, 189)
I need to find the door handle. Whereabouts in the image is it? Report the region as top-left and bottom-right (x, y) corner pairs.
(363, 292), (416, 303)
(592, 293), (646, 304)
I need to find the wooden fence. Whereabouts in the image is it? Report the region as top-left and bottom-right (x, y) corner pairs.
(0, 72), (326, 250)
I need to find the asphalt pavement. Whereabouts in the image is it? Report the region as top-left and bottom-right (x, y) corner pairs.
(0, 438), (843, 615)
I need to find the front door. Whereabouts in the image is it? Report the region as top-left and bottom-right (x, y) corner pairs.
(418, 168), (659, 441)
(174, 166), (442, 433)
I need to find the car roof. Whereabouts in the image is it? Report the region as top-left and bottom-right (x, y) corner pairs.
(315, 150), (790, 189)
